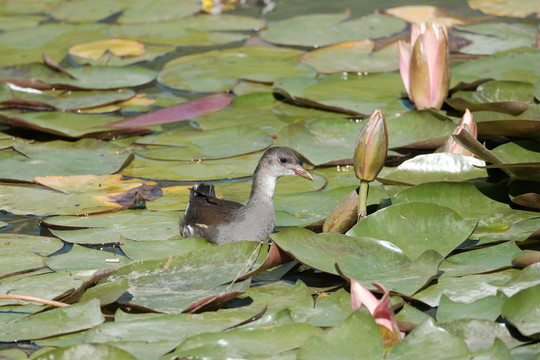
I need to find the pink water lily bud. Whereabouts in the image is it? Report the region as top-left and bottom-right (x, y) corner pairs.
(444, 109), (478, 156)
(350, 279), (402, 341)
(353, 108), (388, 182)
(398, 22), (450, 110)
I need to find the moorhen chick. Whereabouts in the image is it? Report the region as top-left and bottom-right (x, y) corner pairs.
(180, 147), (313, 245)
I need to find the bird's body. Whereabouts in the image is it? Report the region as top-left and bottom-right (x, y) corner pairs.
(180, 147), (312, 245)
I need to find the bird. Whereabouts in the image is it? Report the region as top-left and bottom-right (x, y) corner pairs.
(180, 147), (313, 245)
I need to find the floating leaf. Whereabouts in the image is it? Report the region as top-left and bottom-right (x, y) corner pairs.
(436, 293), (506, 322)
(502, 283), (540, 337)
(107, 93), (233, 128)
(108, 241), (268, 313)
(159, 47), (315, 93)
(43, 210), (179, 244)
(0, 139), (132, 182)
(468, 0), (540, 18)
(34, 343), (137, 360)
(301, 40), (399, 74)
(385, 5), (465, 28)
(272, 228), (442, 296)
(0, 63), (157, 90)
(46, 245), (131, 272)
(260, 12), (406, 48)
(347, 202), (475, 259)
(120, 238), (211, 262)
(378, 153), (488, 185)
(136, 127), (272, 161)
(454, 23), (537, 55)
(69, 39), (146, 60)
(273, 73), (409, 117)
(472, 104), (540, 139)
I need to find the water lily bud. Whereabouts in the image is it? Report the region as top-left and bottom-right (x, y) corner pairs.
(398, 22), (450, 110)
(354, 108), (388, 182)
(322, 188), (358, 233)
(444, 109), (478, 156)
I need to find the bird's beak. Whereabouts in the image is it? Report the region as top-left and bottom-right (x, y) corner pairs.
(293, 165), (313, 181)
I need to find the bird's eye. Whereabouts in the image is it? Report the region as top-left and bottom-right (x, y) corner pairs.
(279, 157), (288, 164)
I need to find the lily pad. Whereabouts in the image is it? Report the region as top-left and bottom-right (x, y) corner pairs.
(347, 201), (475, 260)
(0, 23), (109, 67)
(108, 241), (268, 313)
(452, 48), (540, 84)
(472, 104), (540, 139)
(108, 14), (264, 46)
(386, 318), (470, 359)
(46, 245), (131, 272)
(0, 299), (104, 342)
(120, 238), (212, 262)
(454, 22), (537, 55)
(136, 127), (273, 161)
(271, 228), (442, 296)
(0, 233), (63, 256)
(33, 343), (137, 360)
(297, 311), (384, 360)
(502, 283), (540, 337)
(0, 111), (149, 139)
(43, 210), (179, 244)
(468, 0), (540, 18)
(439, 241), (522, 277)
(167, 323), (322, 358)
(378, 153), (488, 185)
(436, 293), (506, 322)
(273, 73), (409, 117)
(0, 139), (132, 182)
(0, 63), (157, 90)
(159, 46), (316, 93)
(260, 12), (406, 48)
(300, 40), (399, 74)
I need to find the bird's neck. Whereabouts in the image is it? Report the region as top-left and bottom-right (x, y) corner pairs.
(246, 169), (277, 207)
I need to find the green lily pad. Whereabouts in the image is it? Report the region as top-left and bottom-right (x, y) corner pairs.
(122, 152), (263, 181)
(273, 73), (409, 117)
(436, 293), (507, 323)
(392, 182), (540, 235)
(260, 12), (406, 48)
(439, 241), (522, 277)
(441, 318), (525, 352)
(454, 22), (537, 55)
(0, 84), (135, 111)
(472, 104), (540, 139)
(136, 127), (273, 161)
(271, 228), (442, 296)
(118, 0), (201, 24)
(108, 241), (268, 313)
(276, 118), (363, 166)
(167, 323), (322, 358)
(297, 311), (384, 360)
(0, 23), (109, 67)
(108, 14), (263, 45)
(159, 46), (316, 93)
(0, 111), (149, 139)
(70, 45), (175, 67)
(378, 153), (488, 185)
(0, 253), (45, 278)
(0, 233), (63, 256)
(0, 15), (45, 31)
(44, 210), (179, 244)
(33, 343), (137, 360)
(386, 318), (470, 359)
(0, 270), (93, 306)
(0, 299), (104, 342)
(413, 269), (519, 306)
(0, 63), (157, 90)
(298, 288), (353, 327)
(347, 202), (475, 260)
(120, 238), (212, 261)
(79, 278), (129, 306)
(468, 0), (540, 18)
(46, 245), (131, 272)
(386, 109), (457, 150)
(452, 48), (540, 84)
(0, 138), (132, 182)
(301, 40), (399, 74)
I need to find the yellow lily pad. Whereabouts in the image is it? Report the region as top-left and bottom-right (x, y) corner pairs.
(468, 0), (540, 18)
(386, 5), (465, 28)
(69, 39), (146, 61)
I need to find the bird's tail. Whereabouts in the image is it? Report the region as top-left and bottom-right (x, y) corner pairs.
(190, 183), (216, 200)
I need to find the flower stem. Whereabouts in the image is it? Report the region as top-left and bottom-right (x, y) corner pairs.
(357, 180), (369, 222)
